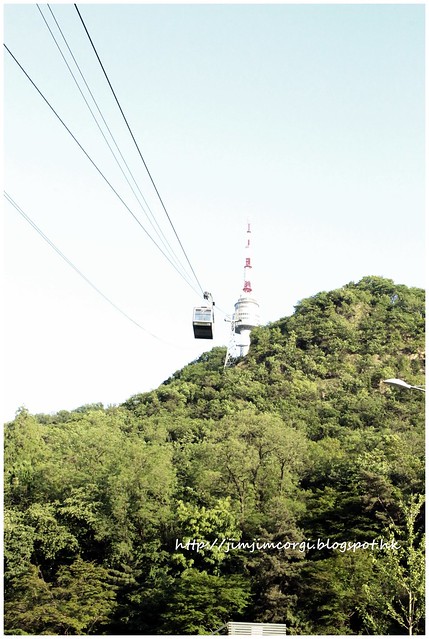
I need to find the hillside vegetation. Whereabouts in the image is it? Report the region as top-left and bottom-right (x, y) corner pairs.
(4, 276), (425, 635)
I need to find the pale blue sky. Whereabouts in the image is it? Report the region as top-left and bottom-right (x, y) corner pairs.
(3, 3), (425, 421)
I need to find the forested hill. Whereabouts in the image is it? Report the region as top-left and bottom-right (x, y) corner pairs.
(4, 276), (425, 635)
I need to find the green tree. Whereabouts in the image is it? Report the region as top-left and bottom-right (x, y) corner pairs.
(160, 569), (251, 634)
(171, 497), (242, 571)
(5, 559), (118, 635)
(361, 494), (425, 635)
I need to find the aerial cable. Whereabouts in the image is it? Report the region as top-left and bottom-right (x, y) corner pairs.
(4, 43), (201, 298)
(40, 4), (190, 282)
(74, 3), (205, 297)
(39, 5), (191, 284)
(4, 192), (186, 348)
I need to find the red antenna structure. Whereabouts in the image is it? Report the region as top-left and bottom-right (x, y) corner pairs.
(243, 222), (253, 293)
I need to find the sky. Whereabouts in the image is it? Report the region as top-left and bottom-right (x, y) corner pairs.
(3, 2), (425, 422)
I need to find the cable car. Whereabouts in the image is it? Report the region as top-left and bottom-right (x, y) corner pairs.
(193, 292), (214, 339)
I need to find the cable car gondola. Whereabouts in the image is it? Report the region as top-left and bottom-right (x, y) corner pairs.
(193, 292), (214, 339)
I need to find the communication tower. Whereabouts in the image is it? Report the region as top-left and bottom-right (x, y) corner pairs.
(225, 223), (260, 367)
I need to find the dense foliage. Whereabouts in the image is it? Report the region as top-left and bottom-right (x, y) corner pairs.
(4, 276), (425, 634)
